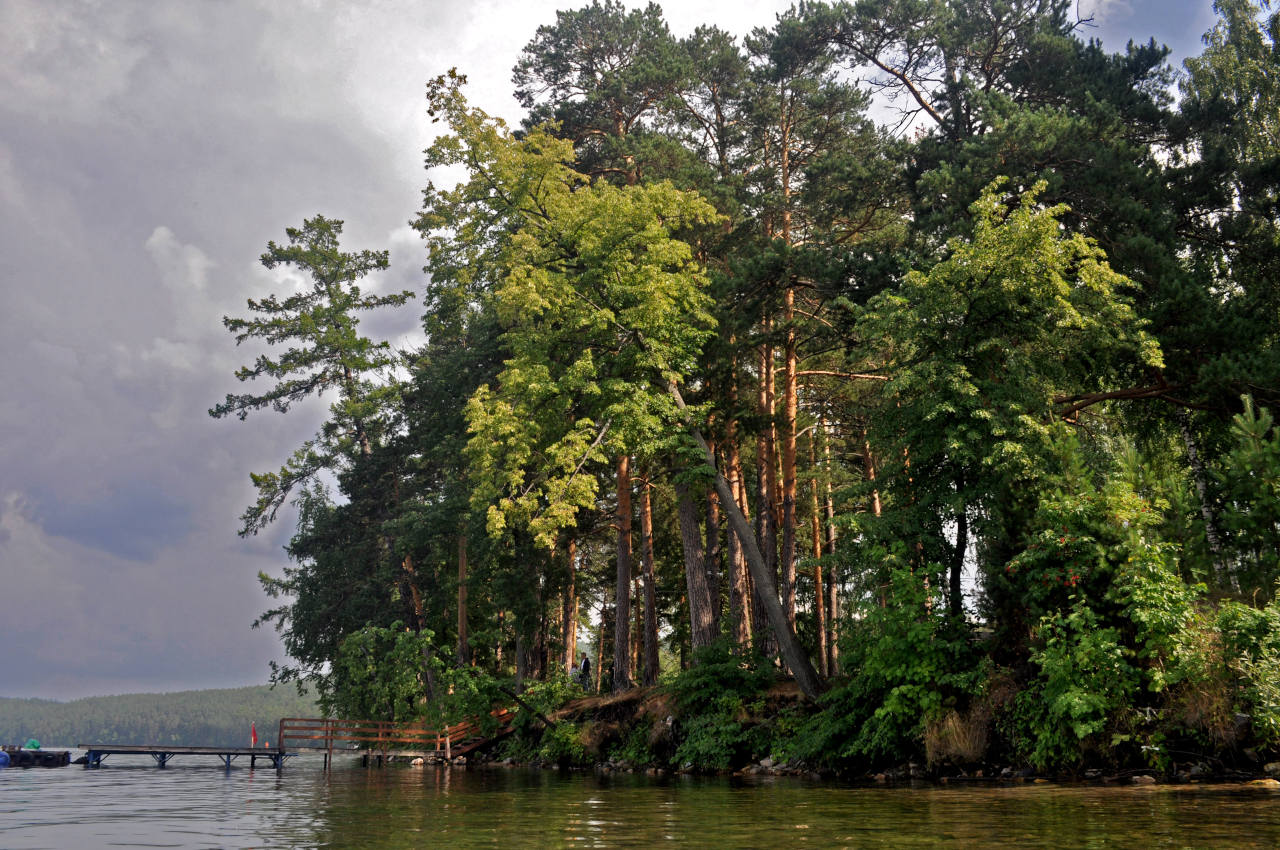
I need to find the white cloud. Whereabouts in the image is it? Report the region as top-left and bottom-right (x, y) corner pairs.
(133, 226), (226, 378)
(1076, 0), (1134, 25)
(145, 225), (214, 293)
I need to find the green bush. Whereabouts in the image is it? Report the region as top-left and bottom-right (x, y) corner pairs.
(672, 693), (768, 771)
(996, 464), (1212, 770)
(1215, 598), (1280, 747)
(792, 566), (981, 770)
(609, 719), (659, 768)
(1014, 602), (1140, 770)
(535, 721), (590, 767)
(665, 639), (775, 771)
(665, 638), (774, 714)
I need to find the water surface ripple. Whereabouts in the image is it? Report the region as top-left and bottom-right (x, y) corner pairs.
(3, 753), (1280, 848)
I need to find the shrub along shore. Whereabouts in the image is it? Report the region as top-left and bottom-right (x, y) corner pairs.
(431, 627), (1280, 784)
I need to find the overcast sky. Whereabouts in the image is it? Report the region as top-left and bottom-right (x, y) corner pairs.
(0, 0), (1219, 700)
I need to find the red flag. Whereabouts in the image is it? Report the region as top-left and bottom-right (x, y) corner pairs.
(251, 721), (258, 748)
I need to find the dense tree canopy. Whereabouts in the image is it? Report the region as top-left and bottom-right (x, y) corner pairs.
(213, 0), (1280, 774)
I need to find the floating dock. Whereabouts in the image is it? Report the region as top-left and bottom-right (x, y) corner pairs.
(2, 747), (72, 768)
(78, 744), (288, 769)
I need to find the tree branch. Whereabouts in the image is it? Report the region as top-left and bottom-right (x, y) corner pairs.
(797, 369), (890, 382)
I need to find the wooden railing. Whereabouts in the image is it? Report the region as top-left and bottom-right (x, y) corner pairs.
(277, 709), (515, 768)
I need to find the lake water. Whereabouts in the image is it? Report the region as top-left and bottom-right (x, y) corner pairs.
(4, 752), (1280, 848)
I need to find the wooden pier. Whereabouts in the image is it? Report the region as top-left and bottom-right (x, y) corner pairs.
(74, 709), (516, 772)
(277, 710), (515, 769)
(78, 744), (287, 769)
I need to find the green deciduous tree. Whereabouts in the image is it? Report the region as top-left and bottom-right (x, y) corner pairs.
(855, 180), (1162, 622)
(466, 179), (719, 546)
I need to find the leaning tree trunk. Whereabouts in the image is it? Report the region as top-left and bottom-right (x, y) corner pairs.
(669, 382), (824, 700)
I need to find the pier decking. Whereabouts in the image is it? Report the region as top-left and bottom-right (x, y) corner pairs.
(78, 744), (287, 769)
(75, 709), (517, 772)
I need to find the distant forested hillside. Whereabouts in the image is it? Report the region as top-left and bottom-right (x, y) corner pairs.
(0, 686), (318, 747)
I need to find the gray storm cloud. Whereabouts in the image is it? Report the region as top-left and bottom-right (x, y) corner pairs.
(0, 0), (1210, 699)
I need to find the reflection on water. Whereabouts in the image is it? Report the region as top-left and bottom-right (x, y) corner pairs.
(3, 752), (1280, 848)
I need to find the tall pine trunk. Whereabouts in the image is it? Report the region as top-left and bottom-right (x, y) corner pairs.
(457, 535), (471, 665)
(704, 449), (723, 636)
(726, 432), (753, 650)
(613, 454), (633, 692)
(861, 428), (882, 518)
(755, 335), (779, 654)
(824, 418), (840, 675)
(515, 634), (528, 693)
(808, 430), (828, 677)
(781, 288), (798, 629)
(640, 478), (659, 685)
(595, 594), (609, 693)
(779, 111), (798, 630)
(495, 610), (504, 674)
(563, 536), (577, 673)
(725, 354), (753, 651)
(677, 480), (718, 652)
